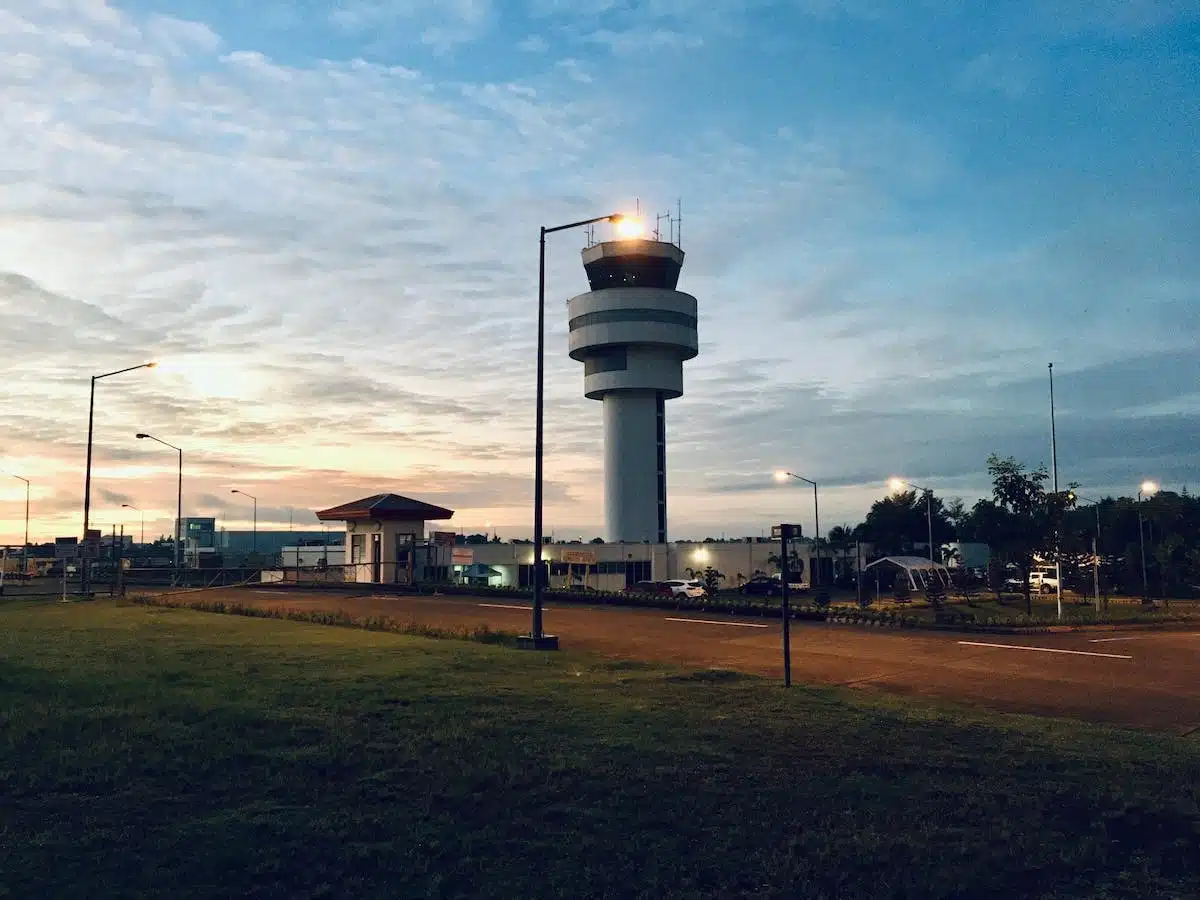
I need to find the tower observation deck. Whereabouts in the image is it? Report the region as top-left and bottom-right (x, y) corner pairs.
(567, 238), (698, 543)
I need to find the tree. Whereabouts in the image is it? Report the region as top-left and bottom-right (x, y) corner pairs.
(856, 491), (954, 557)
(589, 537), (605, 544)
(701, 566), (725, 596)
(971, 454), (1075, 615)
(825, 525), (857, 587)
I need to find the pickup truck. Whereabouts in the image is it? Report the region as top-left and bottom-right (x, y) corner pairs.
(1005, 568), (1060, 593)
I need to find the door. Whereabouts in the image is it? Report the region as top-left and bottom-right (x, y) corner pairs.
(370, 533), (381, 583)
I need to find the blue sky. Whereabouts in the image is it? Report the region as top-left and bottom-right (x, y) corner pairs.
(0, 0), (1197, 542)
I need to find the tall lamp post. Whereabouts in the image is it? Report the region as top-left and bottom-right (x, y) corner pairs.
(11, 475), (30, 578)
(774, 471), (821, 588)
(231, 489), (258, 556)
(1137, 480), (1158, 603)
(121, 503), (144, 546)
(889, 477), (935, 563)
(82, 362), (156, 598)
(1047, 362), (1064, 618)
(524, 209), (641, 651)
(136, 433), (183, 583)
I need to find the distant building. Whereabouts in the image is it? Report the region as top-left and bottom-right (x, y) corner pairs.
(308, 491), (860, 590)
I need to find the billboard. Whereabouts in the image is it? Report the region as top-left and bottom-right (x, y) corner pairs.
(432, 531), (457, 546)
(54, 537), (79, 559)
(451, 548), (473, 565)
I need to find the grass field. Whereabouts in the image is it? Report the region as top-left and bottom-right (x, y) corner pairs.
(2, 598), (1199, 899)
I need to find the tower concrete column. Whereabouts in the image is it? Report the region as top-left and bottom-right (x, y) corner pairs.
(567, 238), (698, 543)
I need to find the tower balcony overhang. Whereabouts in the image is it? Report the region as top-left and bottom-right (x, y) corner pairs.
(567, 287), (699, 362)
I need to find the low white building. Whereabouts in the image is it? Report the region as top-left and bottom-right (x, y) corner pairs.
(310, 492), (869, 590)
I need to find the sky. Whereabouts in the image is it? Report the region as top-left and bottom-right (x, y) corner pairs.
(1, 0), (1197, 544)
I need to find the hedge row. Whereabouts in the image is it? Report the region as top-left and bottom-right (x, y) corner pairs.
(268, 581), (1198, 632)
(133, 594), (514, 645)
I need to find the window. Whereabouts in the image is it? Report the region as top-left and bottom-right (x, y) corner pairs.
(568, 308), (697, 331)
(583, 347), (628, 376)
(351, 534), (366, 564)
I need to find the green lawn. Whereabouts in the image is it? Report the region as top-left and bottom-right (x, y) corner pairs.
(2, 599), (1199, 899)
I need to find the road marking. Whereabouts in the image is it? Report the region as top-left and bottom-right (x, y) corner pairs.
(478, 603), (534, 611)
(1088, 637), (1141, 643)
(957, 640), (1133, 660)
(664, 617), (770, 629)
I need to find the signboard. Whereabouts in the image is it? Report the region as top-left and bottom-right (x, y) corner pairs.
(54, 537), (79, 559)
(561, 549), (598, 565)
(771, 524), (802, 540)
(432, 531), (457, 546)
(451, 548), (473, 565)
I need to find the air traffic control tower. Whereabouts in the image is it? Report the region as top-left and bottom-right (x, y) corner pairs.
(567, 235), (698, 543)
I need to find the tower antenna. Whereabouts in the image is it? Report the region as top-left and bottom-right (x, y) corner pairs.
(677, 197), (682, 249)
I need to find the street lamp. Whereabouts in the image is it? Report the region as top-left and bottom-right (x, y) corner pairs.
(889, 477), (935, 563)
(774, 471), (821, 588)
(231, 489), (258, 555)
(136, 433), (183, 584)
(82, 362), (156, 598)
(11, 475), (29, 578)
(526, 210), (642, 651)
(1138, 480), (1158, 603)
(121, 503), (144, 546)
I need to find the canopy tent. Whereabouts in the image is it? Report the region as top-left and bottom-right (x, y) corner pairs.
(862, 555), (954, 591)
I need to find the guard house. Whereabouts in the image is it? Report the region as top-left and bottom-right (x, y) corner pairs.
(315, 493), (455, 585)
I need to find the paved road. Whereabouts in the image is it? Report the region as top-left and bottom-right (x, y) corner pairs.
(165, 586), (1200, 734)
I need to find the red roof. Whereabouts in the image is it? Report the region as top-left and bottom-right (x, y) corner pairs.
(315, 493), (455, 522)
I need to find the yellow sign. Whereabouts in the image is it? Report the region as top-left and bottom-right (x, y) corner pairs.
(561, 549), (598, 565)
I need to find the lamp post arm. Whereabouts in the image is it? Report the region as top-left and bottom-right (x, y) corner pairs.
(543, 213), (622, 235)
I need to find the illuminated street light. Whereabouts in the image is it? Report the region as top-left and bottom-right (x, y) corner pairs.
(1137, 480), (1159, 602)
(528, 209), (631, 652)
(774, 471), (822, 588)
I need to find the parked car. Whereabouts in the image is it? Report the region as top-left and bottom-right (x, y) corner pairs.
(663, 579), (707, 599)
(740, 575), (780, 597)
(628, 580), (675, 597)
(1005, 567), (1060, 593)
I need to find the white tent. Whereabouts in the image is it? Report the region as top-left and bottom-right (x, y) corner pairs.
(862, 555), (954, 591)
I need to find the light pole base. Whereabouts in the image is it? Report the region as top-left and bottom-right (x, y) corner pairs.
(516, 634), (559, 651)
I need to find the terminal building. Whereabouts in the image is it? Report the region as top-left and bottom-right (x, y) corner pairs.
(308, 492), (837, 590)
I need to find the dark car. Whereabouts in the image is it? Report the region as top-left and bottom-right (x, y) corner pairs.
(627, 580), (675, 597)
(740, 575), (783, 597)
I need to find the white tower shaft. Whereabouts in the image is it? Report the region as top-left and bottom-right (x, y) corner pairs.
(568, 238), (697, 544)
(603, 392), (666, 543)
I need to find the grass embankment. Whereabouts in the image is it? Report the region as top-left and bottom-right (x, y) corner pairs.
(2, 598), (1199, 899)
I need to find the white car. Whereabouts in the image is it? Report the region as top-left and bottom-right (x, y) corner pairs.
(663, 579), (707, 599)
(1005, 568), (1060, 593)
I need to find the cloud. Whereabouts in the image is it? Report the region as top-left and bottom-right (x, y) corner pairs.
(960, 52), (1034, 98)
(516, 34), (549, 53)
(0, 0), (1194, 543)
(328, 0), (492, 49)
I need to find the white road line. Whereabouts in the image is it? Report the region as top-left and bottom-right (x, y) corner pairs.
(478, 603), (534, 611)
(957, 640), (1133, 660)
(1088, 637), (1141, 643)
(664, 617), (770, 629)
